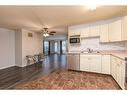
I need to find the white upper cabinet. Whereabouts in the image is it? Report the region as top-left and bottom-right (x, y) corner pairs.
(80, 24), (100, 38)
(90, 24), (100, 37)
(100, 23), (109, 42)
(122, 16), (127, 41)
(80, 26), (90, 38)
(68, 15), (127, 42)
(68, 28), (81, 36)
(108, 19), (122, 42)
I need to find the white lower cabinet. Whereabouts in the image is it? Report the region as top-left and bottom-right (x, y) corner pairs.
(80, 55), (90, 71)
(89, 55), (101, 73)
(111, 56), (117, 80)
(80, 54), (126, 89)
(111, 55), (126, 89)
(101, 55), (110, 74)
(80, 55), (101, 73)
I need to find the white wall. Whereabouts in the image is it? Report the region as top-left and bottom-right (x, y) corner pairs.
(0, 28), (43, 69)
(21, 29), (43, 67)
(15, 30), (22, 67)
(0, 28), (15, 69)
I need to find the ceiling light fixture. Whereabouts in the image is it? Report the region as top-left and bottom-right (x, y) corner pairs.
(43, 28), (49, 37)
(86, 4), (97, 11)
(43, 33), (49, 37)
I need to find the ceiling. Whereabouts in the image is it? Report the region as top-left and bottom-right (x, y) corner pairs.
(0, 5), (127, 35)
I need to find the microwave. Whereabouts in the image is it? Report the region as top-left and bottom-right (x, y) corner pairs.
(69, 37), (80, 44)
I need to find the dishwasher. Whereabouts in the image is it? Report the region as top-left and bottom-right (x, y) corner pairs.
(67, 53), (80, 70)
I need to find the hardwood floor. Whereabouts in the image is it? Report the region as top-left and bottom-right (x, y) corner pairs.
(0, 54), (120, 89)
(0, 54), (67, 89)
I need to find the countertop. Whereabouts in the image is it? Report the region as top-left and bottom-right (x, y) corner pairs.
(67, 50), (127, 60)
(100, 50), (127, 60)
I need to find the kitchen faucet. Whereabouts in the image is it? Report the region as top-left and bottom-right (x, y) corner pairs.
(87, 48), (93, 53)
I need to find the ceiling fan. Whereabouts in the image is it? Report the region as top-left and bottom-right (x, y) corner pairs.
(42, 27), (56, 37)
(32, 10), (56, 37)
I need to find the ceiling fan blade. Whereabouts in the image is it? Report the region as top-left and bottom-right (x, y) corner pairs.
(50, 31), (56, 33)
(49, 33), (54, 35)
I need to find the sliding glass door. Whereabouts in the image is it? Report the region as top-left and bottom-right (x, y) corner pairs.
(43, 41), (50, 55)
(62, 40), (67, 54)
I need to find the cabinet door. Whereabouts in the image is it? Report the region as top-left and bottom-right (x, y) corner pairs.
(74, 28), (81, 35)
(100, 24), (109, 42)
(122, 16), (127, 41)
(121, 61), (125, 89)
(80, 55), (90, 71)
(90, 55), (101, 73)
(116, 61), (122, 86)
(90, 24), (100, 37)
(68, 29), (75, 36)
(109, 19), (122, 42)
(68, 28), (81, 36)
(101, 55), (110, 74)
(81, 26), (90, 38)
(116, 59), (125, 89)
(111, 56), (117, 80)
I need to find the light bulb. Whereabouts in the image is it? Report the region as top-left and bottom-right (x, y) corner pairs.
(43, 33), (49, 37)
(87, 5), (97, 11)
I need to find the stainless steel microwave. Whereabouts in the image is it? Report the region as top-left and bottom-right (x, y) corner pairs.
(69, 37), (80, 44)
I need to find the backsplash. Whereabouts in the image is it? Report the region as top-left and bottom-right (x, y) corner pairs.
(68, 37), (127, 52)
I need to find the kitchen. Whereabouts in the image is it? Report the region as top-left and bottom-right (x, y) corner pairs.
(0, 5), (127, 90)
(67, 15), (127, 90)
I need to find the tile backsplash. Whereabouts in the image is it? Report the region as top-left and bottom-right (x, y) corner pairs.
(68, 37), (127, 52)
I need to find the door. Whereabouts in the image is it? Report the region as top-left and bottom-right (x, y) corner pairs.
(43, 41), (50, 55)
